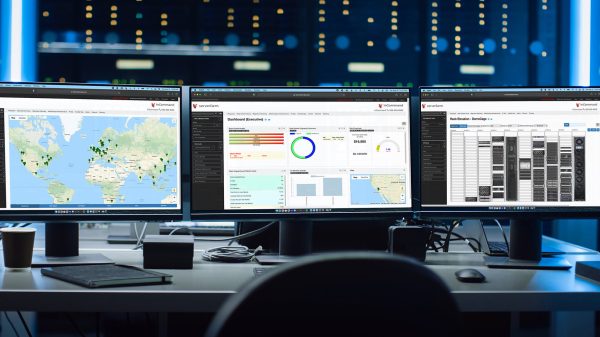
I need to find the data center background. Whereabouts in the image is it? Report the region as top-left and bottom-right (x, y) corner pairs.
(35, 0), (570, 87)
(0, 0), (598, 250)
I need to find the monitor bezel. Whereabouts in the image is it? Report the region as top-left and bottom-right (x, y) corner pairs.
(417, 85), (600, 218)
(189, 86), (414, 220)
(0, 81), (183, 222)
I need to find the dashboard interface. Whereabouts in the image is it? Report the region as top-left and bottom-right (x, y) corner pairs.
(420, 88), (600, 213)
(190, 87), (412, 216)
(0, 84), (181, 216)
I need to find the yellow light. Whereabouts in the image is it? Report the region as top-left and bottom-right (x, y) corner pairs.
(502, 44), (507, 49)
(479, 20), (485, 25)
(42, 11), (50, 17)
(203, 38), (210, 44)
(86, 37), (92, 43)
(136, 30), (143, 36)
(227, 22), (234, 28)
(59, 77), (66, 83)
(455, 26), (461, 32)
(319, 40), (325, 46)
(478, 43), (484, 48)
(86, 29), (92, 35)
(432, 2), (438, 8)
(432, 50), (438, 55)
(318, 47), (325, 53)
(479, 50), (485, 56)
(455, 50), (461, 55)
(227, 15), (234, 20)
(455, 36), (461, 41)
(319, 9), (325, 15)
(501, 37), (507, 42)
(391, 25), (397, 30)
(479, 13), (485, 18)
(319, 33), (325, 38)
(277, 8), (284, 14)
(455, 2), (461, 8)
(502, 14), (508, 18)
(253, 15), (260, 21)
(85, 13), (93, 19)
(319, 16), (325, 22)
(161, 13), (168, 19)
(367, 40), (374, 47)
(136, 37), (142, 43)
(432, 26), (438, 31)
(479, 3), (485, 8)
(111, 5), (118, 11)
(454, 43), (461, 48)
(253, 22), (260, 28)
(431, 42), (437, 48)
(86, 5), (93, 11)
(111, 13), (117, 18)
(110, 20), (117, 26)
(391, 10), (398, 16)
(136, 45), (142, 50)
(277, 39), (284, 46)
(227, 8), (234, 14)
(161, 20), (168, 26)
(368, 17), (374, 23)
(431, 19), (437, 24)
(392, 1), (398, 5)
(432, 35), (438, 41)
(542, 51), (548, 57)
(391, 18), (398, 23)
(343, 9), (349, 15)
(503, 3), (508, 9)
(252, 39), (260, 45)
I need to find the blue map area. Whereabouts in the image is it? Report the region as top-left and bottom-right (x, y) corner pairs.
(350, 175), (387, 205)
(8, 115), (178, 208)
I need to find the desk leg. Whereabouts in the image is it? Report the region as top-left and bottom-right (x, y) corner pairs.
(551, 311), (595, 337)
(158, 312), (168, 337)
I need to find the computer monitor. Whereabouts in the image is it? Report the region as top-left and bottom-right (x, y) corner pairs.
(190, 87), (413, 259)
(419, 87), (600, 269)
(0, 83), (182, 264)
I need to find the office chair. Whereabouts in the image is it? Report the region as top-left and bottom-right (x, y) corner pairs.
(205, 252), (461, 337)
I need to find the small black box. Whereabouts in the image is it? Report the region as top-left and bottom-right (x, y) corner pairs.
(143, 235), (194, 269)
(388, 226), (429, 262)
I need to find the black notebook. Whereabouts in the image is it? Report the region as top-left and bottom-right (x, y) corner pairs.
(41, 264), (173, 288)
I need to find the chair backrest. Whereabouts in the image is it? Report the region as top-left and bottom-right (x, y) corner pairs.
(205, 252), (461, 337)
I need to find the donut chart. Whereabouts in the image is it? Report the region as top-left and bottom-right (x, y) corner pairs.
(291, 136), (316, 159)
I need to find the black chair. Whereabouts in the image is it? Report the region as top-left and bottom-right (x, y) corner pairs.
(205, 252), (461, 337)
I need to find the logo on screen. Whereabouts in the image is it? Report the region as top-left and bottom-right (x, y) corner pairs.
(422, 103), (426, 109)
(193, 104), (197, 109)
(151, 102), (156, 108)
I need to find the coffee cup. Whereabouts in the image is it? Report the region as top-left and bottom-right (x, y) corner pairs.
(1, 227), (36, 271)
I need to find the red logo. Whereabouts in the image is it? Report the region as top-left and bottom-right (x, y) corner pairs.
(151, 102), (156, 108)
(422, 103), (426, 109)
(576, 103), (580, 107)
(378, 104), (383, 108)
(193, 104), (197, 109)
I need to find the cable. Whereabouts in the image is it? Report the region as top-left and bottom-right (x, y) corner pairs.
(202, 245), (263, 263)
(16, 311), (32, 337)
(193, 221), (277, 244)
(4, 312), (20, 337)
(168, 227), (191, 236)
(493, 219), (510, 254)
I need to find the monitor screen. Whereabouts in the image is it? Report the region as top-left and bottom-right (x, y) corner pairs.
(419, 87), (600, 216)
(0, 83), (181, 220)
(190, 87), (412, 219)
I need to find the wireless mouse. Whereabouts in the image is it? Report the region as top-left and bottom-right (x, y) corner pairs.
(455, 268), (486, 283)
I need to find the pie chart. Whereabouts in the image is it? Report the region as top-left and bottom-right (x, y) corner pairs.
(291, 136), (316, 159)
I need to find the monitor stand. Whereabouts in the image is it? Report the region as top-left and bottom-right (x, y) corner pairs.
(31, 222), (113, 267)
(484, 219), (571, 270)
(254, 220), (313, 265)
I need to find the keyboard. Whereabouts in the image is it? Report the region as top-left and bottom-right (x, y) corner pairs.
(487, 241), (509, 256)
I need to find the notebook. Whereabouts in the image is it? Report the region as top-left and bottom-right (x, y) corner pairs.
(41, 264), (172, 288)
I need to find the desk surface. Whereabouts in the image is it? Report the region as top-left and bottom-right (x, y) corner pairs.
(0, 226), (599, 313)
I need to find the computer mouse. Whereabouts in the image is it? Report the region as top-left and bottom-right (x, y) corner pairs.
(455, 268), (486, 283)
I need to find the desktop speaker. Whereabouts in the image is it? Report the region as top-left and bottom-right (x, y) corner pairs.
(143, 235), (194, 269)
(388, 226), (429, 262)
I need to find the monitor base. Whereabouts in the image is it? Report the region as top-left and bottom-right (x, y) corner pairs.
(32, 253), (113, 267)
(484, 256), (571, 270)
(255, 254), (298, 265)
(106, 235), (139, 244)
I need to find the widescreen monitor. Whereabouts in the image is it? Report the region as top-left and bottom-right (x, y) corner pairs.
(419, 87), (600, 267)
(0, 83), (182, 260)
(190, 87), (412, 258)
